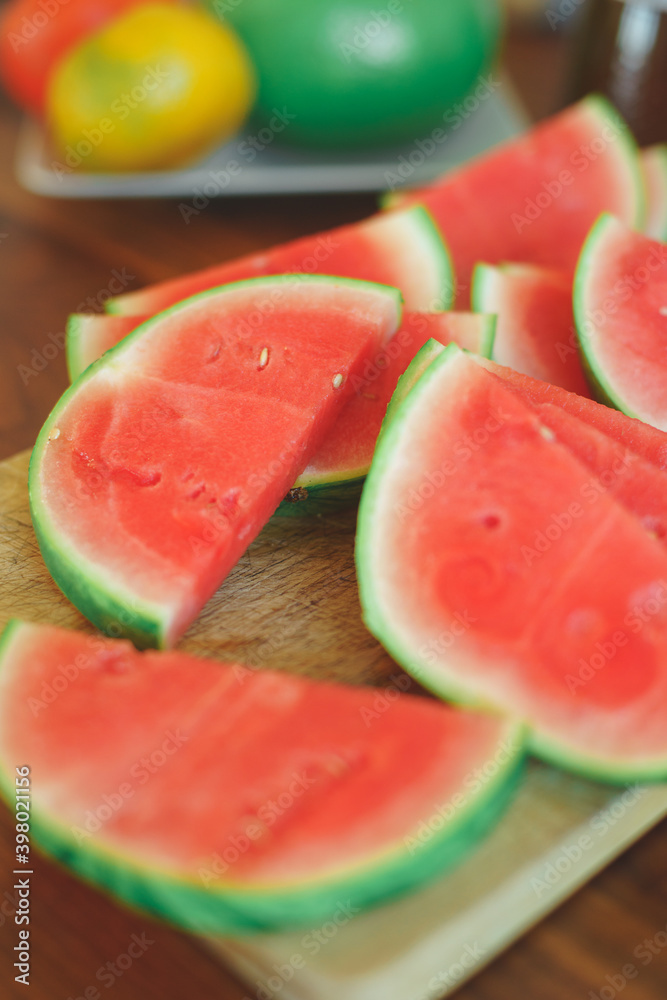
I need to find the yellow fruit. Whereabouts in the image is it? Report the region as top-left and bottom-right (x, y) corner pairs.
(47, 3), (256, 172)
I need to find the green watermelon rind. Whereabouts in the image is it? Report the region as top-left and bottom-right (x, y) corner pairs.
(65, 314), (89, 383)
(30, 275), (403, 649)
(382, 337), (451, 430)
(0, 620), (525, 935)
(573, 213), (644, 420)
(356, 343), (667, 784)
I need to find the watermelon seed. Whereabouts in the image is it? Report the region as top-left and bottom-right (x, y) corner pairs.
(48, 427), (61, 441)
(539, 426), (556, 442)
(207, 344), (221, 363)
(333, 374), (344, 389)
(362, 392), (378, 401)
(258, 347), (270, 370)
(480, 513), (501, 530)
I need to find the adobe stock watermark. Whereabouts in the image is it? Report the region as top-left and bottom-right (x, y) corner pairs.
(359, 672), (413, 726)
(393, 405), (511, 522)
(241, 901), (360, 1000)
(198, 768), (337, 885)
(511, 116), (628, 233)
(384, 74), (501, 191)
(210, 0), (244, 20)
(339, 0), (406, 62)
(521, 451), (637, 566)
(5, 0), (70, 52)
(589, 920), (667, 1000)
(546, 0), (586, 30)
(65, 932), (155, 1000)
(70, 729), (189, 844)
(17, 267), (134, 385)
(178, 107), (296, 221)
(51, 66), (171, 178)
(404, 736), (522, 856)
(531, 784), (647, 898)
(565, 580), (667, 694)
(417, 943), (487, 999)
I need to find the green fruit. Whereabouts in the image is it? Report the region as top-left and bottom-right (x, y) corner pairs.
(217, 0), (502, 150)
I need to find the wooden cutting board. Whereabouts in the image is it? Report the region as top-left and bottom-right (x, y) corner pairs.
(1, 449), (666, 1000)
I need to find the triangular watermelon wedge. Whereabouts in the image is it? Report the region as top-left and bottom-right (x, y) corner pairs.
(574, 214), (667, 429)
(30, 275), (402, 648)
(386, 97), (644, 304)
(65, 308), (495, 514)
(0, 620), (524, 934)
(471, 262), (590, 397)
(357, 343), (667, 782)
(106, 205), (454, 316)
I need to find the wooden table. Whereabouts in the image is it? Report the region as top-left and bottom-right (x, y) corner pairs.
(1, 23), (666, 1000)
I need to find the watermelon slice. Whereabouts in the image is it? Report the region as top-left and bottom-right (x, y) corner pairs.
(392, 340), (667, 542)
(478, 358), (667, 472)
(0, 620), (524, 934)
(472, 262), (590, 396)
(386, 97), (644, 303)
(30, 275), (402, 648)
(357, 343), (667, 782)
(574, 214), (667, 429)
(106, 206), (454, 316)
(65, 310), (494, 513)
(66, 313), (147, 382)
(642, 145), (667, 241)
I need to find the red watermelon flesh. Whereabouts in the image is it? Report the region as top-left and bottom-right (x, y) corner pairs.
(107, 206), (453, 316)
(477, 357), (667, 472)
(65, 310), (494, 496)
(30, 277), (402, 648)
(531, 402), (667, 544)
(300, 312), (493, 488)
(472, 262), (590, 396)
(389, 97), (643, 304)
(357, 345), (667, 780)
(0, 620), (523, 932)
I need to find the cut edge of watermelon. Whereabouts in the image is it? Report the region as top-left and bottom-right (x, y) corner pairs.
(0, 620), (526, 935)
(642, 144), (667, 241)
(360, 205), (456, 312)
(66, 314), (89, 383)
(382, 337), (453, 431)
(279, 313), (496, 512)
(573, 213), (645, 420)
(357, 342), (667, 784)
(31, 275), (404, 649)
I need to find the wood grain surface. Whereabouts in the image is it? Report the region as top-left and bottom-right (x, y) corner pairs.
(0, 23), (666, 1000)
